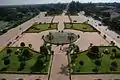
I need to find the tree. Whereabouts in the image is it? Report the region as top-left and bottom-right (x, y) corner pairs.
(6, 48), (12, 55)
(90, 46), (99, 53)
(74, 45), (80, 53)
(68, 33), (74, 43)
(92, 67), (98, 72)
(20, 42), (25, 47)
(28, 44), (32, 48)
(112, 48), (117, 53)
(40, 45), (48, 60)
(95, 60), (101, 66)
(79, 60), (84, 66)
(111, 61), (118, 68)
(31, 59), (44, 72)
(22, 49), (32, 60)
(103, 35), (106, 39)
(110, 41), (115, 46)
(109, 66), (117, 71)
(104, 48), (110, 54)
(18, 61), (25, 71)
(4, 58), (10, 65)
(15, 51), (19, 55)
(48, 32), (53, 42)
(102, 12), (110, 17)
(87, 46), (100, 58)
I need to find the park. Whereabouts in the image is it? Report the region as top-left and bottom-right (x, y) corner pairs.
(0, 3), (120, 80)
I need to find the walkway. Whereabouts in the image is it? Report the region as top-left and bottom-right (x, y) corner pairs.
(49, 6), (70, 80)
(50, 45), (69, 80)
(49, 53), (69, 80)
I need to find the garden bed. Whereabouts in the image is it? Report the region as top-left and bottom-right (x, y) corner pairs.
(69, 46), (120, 74)
(0, 47), (51, 74)
(25, 23), (58, 33)
(64, 23), (98, 32)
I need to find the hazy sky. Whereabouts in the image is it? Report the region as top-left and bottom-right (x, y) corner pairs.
(0, 0), (120, 5)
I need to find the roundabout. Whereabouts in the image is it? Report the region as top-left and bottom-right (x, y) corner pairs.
(43, 32), (77, 45)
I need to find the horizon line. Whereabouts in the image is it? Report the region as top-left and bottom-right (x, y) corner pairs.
(0, 1), (120, 6)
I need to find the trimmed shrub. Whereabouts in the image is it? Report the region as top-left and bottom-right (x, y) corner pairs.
(18, 61), (25, 71)
(4, 58), (10, 65)
(95, 60), (101, 66)
(92, 68), (98, 72)
(90, 46), (99, 53)
(103, 49), (110, 54)
(20, 42), (25, 47)
(75, 67), (80, 72)
(6, 48), (12, 54)
(0, 67), (8, 71)
(111, 61), (118, 68)
(112, 48), (117, 53)
(15, 51), (19, 55)
(79, 60), (84, 66)
(109, 66), (117, 71)
(115, 53), (120, 58)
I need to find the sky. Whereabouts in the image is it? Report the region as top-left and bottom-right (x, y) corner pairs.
(0, 0), (120, 5)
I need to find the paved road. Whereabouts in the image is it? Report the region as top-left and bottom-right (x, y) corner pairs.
(0, 12), (46, 50)
(78, 13), (120, 47)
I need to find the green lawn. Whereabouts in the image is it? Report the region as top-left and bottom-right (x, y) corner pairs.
(70, 46), (120, 74)
(26, 23), (58, 33)
(0, 47), (51, 74)
(65, 23), (97, 32)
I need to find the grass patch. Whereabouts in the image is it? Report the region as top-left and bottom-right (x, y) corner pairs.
(64, 23), (97, 32)
(26, 23), (58, 33)
(69, 46), (120, 74)
(0, 47), (51, 74)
